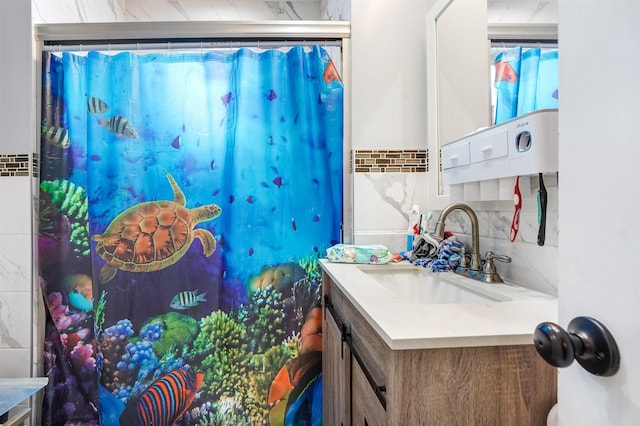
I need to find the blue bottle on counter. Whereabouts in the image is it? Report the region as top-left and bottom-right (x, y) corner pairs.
(407, 205), (420, 251)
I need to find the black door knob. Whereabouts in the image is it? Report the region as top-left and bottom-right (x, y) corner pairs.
(533, 316), (620, 377)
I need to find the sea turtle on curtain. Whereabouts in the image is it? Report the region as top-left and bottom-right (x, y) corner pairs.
(93, 170), (222, 284)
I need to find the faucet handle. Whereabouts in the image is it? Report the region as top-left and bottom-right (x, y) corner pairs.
(458, 246), (470, 268)
(485, 251), (512, 264)
(482, 251), (512, 284)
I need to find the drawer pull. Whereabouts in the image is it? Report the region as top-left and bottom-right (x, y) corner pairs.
(480, 146), (493, 153)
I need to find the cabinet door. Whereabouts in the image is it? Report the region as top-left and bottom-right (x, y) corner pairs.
(323, 307), (350, 425)
(351, 359), (387, 426)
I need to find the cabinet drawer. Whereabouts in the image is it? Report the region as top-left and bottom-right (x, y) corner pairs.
(470, 129), (508, 163)
(441, 141), (470, 169)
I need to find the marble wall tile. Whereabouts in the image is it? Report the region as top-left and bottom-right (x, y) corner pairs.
(0, 293), (32, 349)
(0, 349), (31, 378)
(0, 177), (32, 235)
(320, 0), (350, 20)
(32, 0), (323, 23)
(0, 235), (31, 293)
(353, 172), (429, 232)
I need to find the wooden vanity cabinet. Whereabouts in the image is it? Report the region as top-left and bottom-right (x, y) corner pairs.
(322, 272), (557, 426)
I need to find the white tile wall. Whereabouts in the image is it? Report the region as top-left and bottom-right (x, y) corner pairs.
(0, 177), (33, 235)
(0, 349), (31, 378)
(0, 235), (32, 292)
(0, 293), (32, 349)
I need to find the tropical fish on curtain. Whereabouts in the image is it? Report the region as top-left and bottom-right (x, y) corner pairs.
(38, 45), (343, 426)
(493, 46), (559, 124)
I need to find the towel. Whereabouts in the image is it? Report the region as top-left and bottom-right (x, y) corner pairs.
(408, 235), (464, 272)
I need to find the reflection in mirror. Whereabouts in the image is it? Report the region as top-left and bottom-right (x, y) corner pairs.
(426, 0), (558, 209)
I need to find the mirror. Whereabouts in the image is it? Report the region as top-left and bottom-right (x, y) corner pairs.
(426, 0), (558, 209)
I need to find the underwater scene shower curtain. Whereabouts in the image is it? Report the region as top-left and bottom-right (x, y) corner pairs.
(493, 46), (558, 124)
(38, 45), (343, 425)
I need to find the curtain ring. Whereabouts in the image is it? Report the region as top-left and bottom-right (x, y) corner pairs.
(137, 42), (140, 53)
(200, 41), (204, 57)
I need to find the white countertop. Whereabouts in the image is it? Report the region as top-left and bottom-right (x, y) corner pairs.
(320, 259), (558, 350)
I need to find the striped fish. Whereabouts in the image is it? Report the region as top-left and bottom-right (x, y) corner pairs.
(41, 122), (71, 148)
(87, 96), (109, 114)
(119, 366), (203, 426)
(98, 115), (139, 138)
(170, 290), (207, 310)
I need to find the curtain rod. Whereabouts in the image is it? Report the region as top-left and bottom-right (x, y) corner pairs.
(35, 21), (350, 42)
(42, 39), (343, 53)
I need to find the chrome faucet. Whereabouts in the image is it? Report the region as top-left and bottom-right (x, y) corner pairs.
(431, 202), (512, 283)
(432, 203), (482, 271)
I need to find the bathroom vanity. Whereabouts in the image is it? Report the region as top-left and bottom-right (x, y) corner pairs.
(321, 260), (557, 425)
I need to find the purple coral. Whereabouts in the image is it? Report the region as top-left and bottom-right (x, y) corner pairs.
(47, 291), (86, 331)
(71, 342), (97, 374)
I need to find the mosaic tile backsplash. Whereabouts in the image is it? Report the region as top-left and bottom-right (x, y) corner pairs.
(0, 154), (32, 177)
(354, 149), (428, 173)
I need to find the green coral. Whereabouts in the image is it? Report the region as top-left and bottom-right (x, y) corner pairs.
(282, 331), (302, 359)
(291, 254), (323, 327)
(142, 312), (198, 362)
(245, 344), (291, 422)
(298, 253), (322, 282)
(239, 285), (285, 354)
(189, 310), (251, 403)
(95, 291), (107, 335)
(40, 179), (90, 258)
(195, 403), (252, 426)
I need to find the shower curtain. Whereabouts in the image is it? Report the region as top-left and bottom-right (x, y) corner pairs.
(493, 46), (558, 124)
(38, 45), (343, 426)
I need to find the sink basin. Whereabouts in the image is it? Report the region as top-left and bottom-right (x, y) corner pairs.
(357, 266), (507, 304)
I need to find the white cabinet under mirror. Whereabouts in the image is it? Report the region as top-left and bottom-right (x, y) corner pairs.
(426, 0), (558, 210)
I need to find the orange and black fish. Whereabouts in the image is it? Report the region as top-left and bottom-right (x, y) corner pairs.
(494, 61), (518, 83)
(120, 366), (203, 426)
(323, 60), (341, 83)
